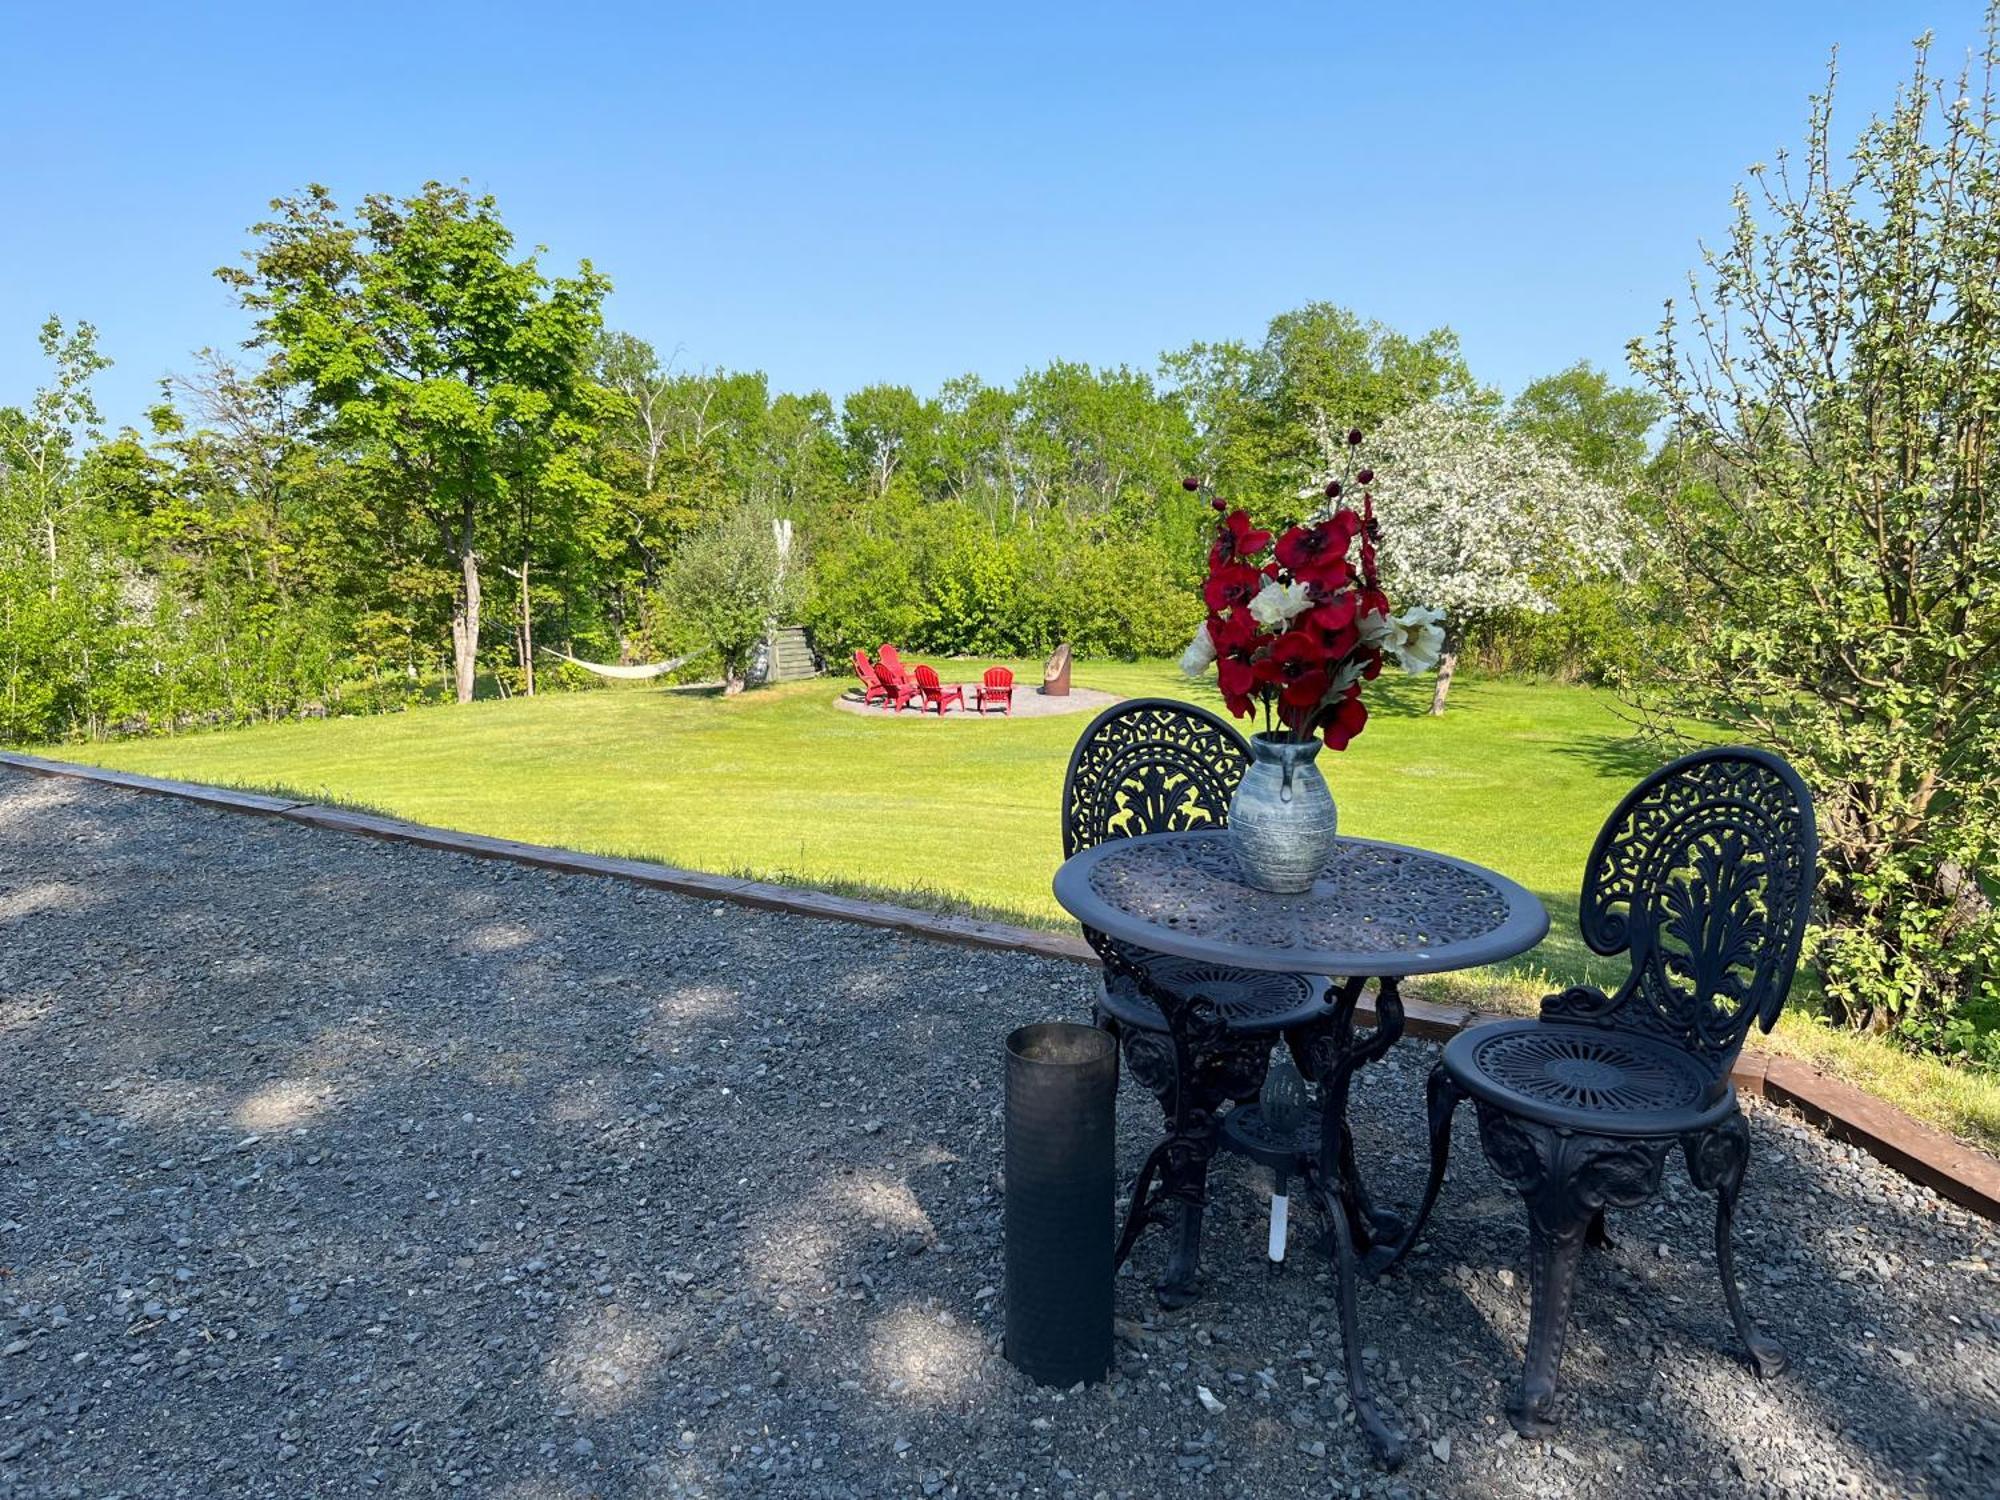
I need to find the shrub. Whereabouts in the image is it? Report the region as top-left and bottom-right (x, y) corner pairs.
(1630, 30), (2000, 1047)
(656, 506), (802, 691)
(804, 499), (1198, 664)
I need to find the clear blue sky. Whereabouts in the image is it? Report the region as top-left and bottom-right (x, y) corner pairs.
(1, 1), (1984, 431)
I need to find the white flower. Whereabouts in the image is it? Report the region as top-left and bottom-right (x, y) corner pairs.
(1179, 620), (1217, 677)
(1384, 606), (1447, 673)
(1247, 576), (1313, 630)
(1358, 608), (1394, 646)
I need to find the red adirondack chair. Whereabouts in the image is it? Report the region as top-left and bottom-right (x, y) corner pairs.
(913, 664), (966, 715)
(876, 644), (922, 711)
(975, 666), (1015, 716)
(852, 649), (891, 708)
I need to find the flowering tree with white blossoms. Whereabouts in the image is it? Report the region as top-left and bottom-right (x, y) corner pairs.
(1360, 400), (1632, 713)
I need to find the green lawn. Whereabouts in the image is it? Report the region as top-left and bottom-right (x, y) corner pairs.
(42, 660), (2000, 1150)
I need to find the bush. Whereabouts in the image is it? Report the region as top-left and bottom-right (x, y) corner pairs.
(805, 497), (1198, 664)
(1467, 576), (1662, 685)
(654, 505), (802, 691)
(1630, 31), (2000, 1047)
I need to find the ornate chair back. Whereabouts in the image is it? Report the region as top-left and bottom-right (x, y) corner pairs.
(1557, 746), (1817, 1075)
(1062, 697), (1250, 858)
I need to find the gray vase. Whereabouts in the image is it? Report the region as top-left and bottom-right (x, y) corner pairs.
(1228, 733), (1338, 893)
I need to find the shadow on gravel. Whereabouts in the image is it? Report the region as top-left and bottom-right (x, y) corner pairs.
(1, 770), (1995, 1499)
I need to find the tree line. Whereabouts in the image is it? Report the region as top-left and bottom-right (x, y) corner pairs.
(0, 181), (1659, 740)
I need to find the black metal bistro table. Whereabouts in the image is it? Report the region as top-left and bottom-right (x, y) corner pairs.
(1052, 828), (1548, 1466)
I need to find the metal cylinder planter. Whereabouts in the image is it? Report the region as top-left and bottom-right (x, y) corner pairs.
(1004, 1021), (1116, 1387)
(1228, 733), (1339, 893)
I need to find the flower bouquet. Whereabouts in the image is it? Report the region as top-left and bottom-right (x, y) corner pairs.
(1179, 428), (1444, 890)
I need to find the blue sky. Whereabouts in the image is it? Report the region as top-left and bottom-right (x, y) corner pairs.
(1, 1), (1984, 431)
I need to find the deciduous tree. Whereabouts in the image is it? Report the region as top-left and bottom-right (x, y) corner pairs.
(1366, 402), (1631, 713)
(1630, 26), (2000, 1046)
(219, 182), (611, 702)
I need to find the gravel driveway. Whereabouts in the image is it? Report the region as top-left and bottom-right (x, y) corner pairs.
(1, 770), (1996, 1500)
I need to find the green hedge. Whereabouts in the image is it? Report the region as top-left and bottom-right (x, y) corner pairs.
(805, 498), (1200, 663)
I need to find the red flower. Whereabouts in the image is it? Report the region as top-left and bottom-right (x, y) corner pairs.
(1208, 608), (1258, 654)
(1308, 590), (1358, 634)
(1320, 691), (1368, 750)
(1258, 629), (1331, 709)
(1203, 562), (1261, 613)
(1356, 468), (1373, 484)
(1216, 654), (1258, 710)
(1211, 509), (1272, 562)
(1275, 519), (1353, 582)
(1318, 620), (1360, 660)
(1182, 476), (1203, 491)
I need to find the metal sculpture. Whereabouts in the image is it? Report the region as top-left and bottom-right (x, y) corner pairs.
(1387, 746), (1817, 1435)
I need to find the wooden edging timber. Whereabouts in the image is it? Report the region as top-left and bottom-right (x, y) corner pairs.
(4, 748), (1997, 1222)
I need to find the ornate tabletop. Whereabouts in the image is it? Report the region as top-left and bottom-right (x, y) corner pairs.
(1052, 829), (1548, 977)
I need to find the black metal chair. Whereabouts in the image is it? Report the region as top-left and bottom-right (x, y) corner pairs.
(1390, 746), (1817, 1435)
(1061, 697), (1330, 1305)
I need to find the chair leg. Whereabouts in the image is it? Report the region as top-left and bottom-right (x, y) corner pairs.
(1473, 1106), (1671, 1436)
(1585, 1210), (1613, 1251)
(1108, 1021), (1226, 1309)
(1684, 1111), (1786, 1378)
(1517, 1209), (1590, 1435)
(1370, 1063), (1461, 1274)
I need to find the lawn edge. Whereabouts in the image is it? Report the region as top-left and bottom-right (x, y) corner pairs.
(6, 748), (1996, 1222)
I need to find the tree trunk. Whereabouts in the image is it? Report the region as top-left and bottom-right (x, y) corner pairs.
(1429, 650), (1458, 716)
(518, 554), (535, 696)
(450, 531), (481, 704)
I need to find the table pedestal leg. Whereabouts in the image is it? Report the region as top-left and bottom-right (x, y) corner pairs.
(1295, 976), (1408, 1469)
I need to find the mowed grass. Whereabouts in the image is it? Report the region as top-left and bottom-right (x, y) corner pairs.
(46, 660), (2000, 1151)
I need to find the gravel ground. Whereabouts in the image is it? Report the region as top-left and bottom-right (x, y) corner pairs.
(1, 769), (1996, 1500)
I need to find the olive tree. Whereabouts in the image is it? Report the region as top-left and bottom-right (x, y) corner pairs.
(1365, 401), (1632, 713)
(1629, 26), (2000, 1049)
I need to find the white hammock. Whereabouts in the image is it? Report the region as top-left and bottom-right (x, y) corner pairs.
(538, 646), (709, 681)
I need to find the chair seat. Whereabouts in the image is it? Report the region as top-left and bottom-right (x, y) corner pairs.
(1441, 1019), (1735, 1137)
(1098, 950), (1330, 1034)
